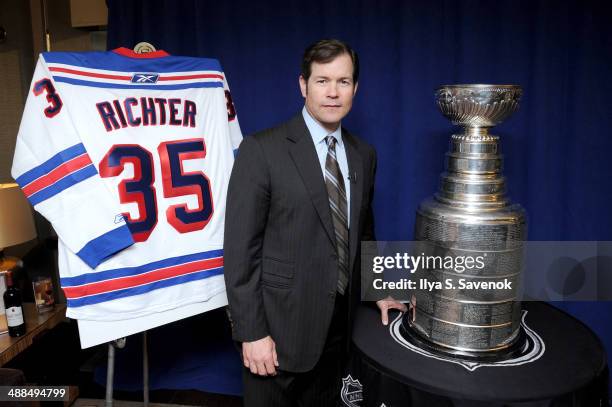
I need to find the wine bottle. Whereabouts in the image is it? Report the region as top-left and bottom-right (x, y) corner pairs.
(3, 271), (25, 337)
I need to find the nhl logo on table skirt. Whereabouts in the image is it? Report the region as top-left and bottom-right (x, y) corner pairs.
(340, 374), (363, 406)
(389, 310), (545, 371)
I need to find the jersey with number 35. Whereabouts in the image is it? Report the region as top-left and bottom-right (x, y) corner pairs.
(11, 48), (242, 321)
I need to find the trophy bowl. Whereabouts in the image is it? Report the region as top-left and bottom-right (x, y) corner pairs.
(435, 84), (522, 129)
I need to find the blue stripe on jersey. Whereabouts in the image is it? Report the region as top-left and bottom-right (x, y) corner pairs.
(77, 226), (135, 269)
(66, 267), (223, 308)
(43, 51), (222, 73)
(53, 76), (224, 90)
(61, 249), (224, 287)
(28, 165), (97, 206)
(15, 143), (87, 187)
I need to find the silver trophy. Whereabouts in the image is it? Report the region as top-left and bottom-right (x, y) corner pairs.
(401, 84), (527, 360)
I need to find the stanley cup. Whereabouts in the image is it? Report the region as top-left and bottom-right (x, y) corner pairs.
(401, 84), (527, 360)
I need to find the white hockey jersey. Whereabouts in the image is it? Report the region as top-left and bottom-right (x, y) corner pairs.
(12, 47), (242, 321)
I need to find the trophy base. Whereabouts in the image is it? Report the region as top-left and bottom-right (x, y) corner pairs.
(399, 316), (528, 362)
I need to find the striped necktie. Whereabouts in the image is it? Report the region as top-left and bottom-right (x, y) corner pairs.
(324, 135), (349, 295)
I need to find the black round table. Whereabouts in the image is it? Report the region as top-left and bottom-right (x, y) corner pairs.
(346, 302), (609, 406)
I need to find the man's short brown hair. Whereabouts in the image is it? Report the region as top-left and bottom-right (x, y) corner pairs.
(301, 39), (359, 83)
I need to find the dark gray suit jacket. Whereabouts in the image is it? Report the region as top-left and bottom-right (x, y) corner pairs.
(224, 113), (376, 372)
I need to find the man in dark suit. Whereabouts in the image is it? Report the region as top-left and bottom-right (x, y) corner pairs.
(224, 39), (406, 406)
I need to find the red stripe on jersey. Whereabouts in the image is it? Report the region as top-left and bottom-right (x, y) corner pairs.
(63, 257), (224, 299)
(159, 74), (224, 81)
(49, 67), (131, 81)
(22, 154), (92, 197)
(49, 67), (223, 83)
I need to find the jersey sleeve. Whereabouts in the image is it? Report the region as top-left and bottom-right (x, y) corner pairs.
(222, 74), (243, 152)
(11, 55), (134, 269)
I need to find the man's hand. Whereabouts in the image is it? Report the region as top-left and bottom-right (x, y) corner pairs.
(376, 296), (408, 326)
(242, 335), (279, 376)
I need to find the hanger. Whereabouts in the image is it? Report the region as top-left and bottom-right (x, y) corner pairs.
(133, 41), (157, 54)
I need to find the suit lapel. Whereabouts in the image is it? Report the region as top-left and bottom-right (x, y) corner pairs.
(343, 129), (364, 272)
(287, 115), (336, 247)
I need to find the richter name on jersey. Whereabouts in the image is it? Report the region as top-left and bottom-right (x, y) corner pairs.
(96, 97), (197, 131)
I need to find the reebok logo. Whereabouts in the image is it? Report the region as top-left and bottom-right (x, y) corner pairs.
(131, 73), (159, 83)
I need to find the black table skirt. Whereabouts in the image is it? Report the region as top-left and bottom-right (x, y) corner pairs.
(346, 302), (609, 407)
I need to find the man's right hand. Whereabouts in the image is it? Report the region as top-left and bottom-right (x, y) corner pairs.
(242, 335), (279, 376)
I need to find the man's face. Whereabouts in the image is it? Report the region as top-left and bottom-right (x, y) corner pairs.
(299, 53), (358, 132)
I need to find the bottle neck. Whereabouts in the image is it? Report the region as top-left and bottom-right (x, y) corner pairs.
(5, 271), (13, 287)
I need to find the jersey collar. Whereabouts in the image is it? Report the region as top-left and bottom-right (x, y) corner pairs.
(112, 47), (170, 59)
